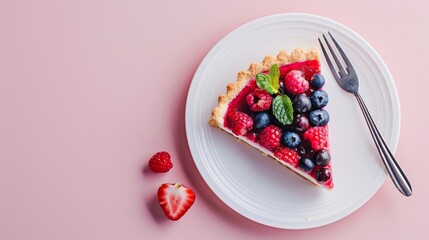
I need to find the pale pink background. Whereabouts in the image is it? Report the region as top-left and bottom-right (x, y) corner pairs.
(0, 0), (427, 239)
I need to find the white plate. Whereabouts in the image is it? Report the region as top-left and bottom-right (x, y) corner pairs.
(185, 13), (400, 229)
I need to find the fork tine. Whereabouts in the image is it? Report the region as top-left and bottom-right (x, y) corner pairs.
(318, 37), (339, 81)
(328, 31), (355, 74)
(322, 34), (347, 77)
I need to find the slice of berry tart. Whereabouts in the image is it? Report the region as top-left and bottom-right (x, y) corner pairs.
(209, 48), (333, 189)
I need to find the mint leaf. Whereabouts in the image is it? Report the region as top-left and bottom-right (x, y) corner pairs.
(269, 64), (280, 91)
(272, 95), (294, 125)
(256, 73), (277, 94)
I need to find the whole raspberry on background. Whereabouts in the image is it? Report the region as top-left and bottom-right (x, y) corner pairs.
(258, 125), (281, 150)
(284, 70), (309, 94)
(148, 151), (173, 173)
(303, 126), (328, 150)
(227, 110), (253, 136)
(274, 147), (300, 167)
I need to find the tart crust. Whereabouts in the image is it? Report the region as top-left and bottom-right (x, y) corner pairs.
(209, 48), (320, 128)
(208, 47), (333, 189)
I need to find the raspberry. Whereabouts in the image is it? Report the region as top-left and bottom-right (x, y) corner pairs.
(246, 88), (273, 112)
(274, 147), (300, 167)
(227, 110), (253, 136)
(303, 126), (328, 150)
(284, 70), (309, 94)
(148, 151), (173, 173)
(258, 125), (281, 150)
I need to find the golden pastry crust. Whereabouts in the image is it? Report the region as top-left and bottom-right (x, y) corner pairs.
(210, 47), (320, 127)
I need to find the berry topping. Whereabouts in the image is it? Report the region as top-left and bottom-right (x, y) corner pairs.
(303, 126), (328, 150)
(254, 112), (271, 129)
(293, 94), (312, 113)
(308, 109), (330, 126)
(298, 157), (315, 172)
(284, 70), (309, 95)
(218, 57), (333, 188)
(227, 110), (253, 136)
(292, 114), (310, 132)
(274, 147), (300, 167)
(310, 90), (329, 109)
(157, 183), (196, 221)
(314, 150), (331, 166)
(296, 146), (306, 156)
(246, 88), (273, 112)
(281, 131), (301, 148)
(259, 125), (282, 150)
(148, 151), (173, 173)
(279, 81), (285, 94)
(310, 74), (325, 89)
(245, 132), (257, 142)
(315, 167), (332, 184)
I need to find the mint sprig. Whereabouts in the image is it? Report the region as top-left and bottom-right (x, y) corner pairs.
(256, 64), (280, 94)
(255, 64), (294, 125)
(268, 64), (280, 91)
(256, 74), (277, 94)
(272, 95), (294, 125)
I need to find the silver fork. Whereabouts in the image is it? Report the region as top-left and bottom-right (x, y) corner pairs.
(318, 32), (412, 197)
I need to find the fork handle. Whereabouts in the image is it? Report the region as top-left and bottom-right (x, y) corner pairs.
(354, 93), (412, 196)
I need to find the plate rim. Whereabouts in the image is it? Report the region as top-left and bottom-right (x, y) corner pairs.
(185, 13), (401, 229)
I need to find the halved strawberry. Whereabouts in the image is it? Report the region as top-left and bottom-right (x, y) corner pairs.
(157, 183), (196, 221)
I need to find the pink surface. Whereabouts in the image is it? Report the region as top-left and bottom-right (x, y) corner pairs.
(0, 0), (427, 239)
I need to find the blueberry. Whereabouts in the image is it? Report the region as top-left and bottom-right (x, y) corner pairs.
(310, 90), (329, 109)
(281, 131), (301, 148)
(279, 81), (285, 94)
(292, 114), (310, 132)
(308, 109), (330, 126)
(254, 112), (271, 129)
(293, 94), (312, 113)
(298, 157), (315, 172)
(296, 146), (306, 156)
(315, 167), (331, 183)
(314, 150), (331, 166)
(310, 74), (325, 89)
